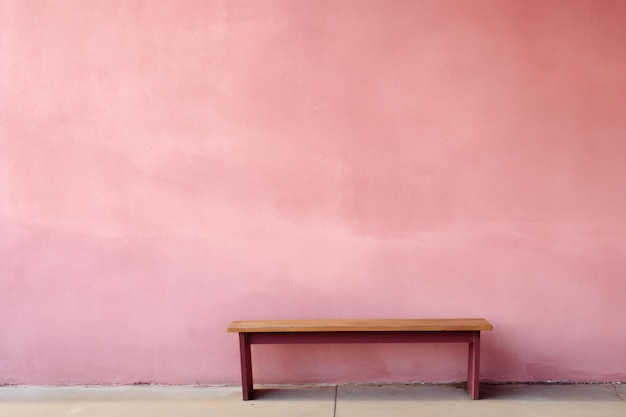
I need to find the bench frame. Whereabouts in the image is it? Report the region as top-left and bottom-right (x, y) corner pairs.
(228, 319), (492, 400)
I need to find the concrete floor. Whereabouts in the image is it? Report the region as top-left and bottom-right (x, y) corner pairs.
(0, 383), (624, 417)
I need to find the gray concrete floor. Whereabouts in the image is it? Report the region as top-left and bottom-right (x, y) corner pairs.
(0, 383), (624, 416)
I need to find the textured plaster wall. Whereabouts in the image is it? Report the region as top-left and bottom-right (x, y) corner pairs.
(1, 0), (625, 384)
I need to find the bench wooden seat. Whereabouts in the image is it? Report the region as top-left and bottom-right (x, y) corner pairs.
(227, 318), (493, 400)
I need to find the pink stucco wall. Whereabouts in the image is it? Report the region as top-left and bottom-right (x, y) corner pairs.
(1, 0), (625, 385)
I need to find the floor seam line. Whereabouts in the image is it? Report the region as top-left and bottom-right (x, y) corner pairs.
(333, 384), (338, 417)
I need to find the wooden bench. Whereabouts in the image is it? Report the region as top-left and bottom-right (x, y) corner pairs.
(227, 318), (493, 400)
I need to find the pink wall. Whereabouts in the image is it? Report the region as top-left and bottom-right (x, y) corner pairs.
(1, 0), (625, 385)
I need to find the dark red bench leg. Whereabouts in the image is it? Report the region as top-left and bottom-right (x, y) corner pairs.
(467, 331), (481, 399)
(239, 333), (254, 400)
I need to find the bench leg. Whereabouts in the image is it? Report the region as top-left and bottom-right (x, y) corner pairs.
(239, 333), (254, 400)
(467, 331), (481, 399)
